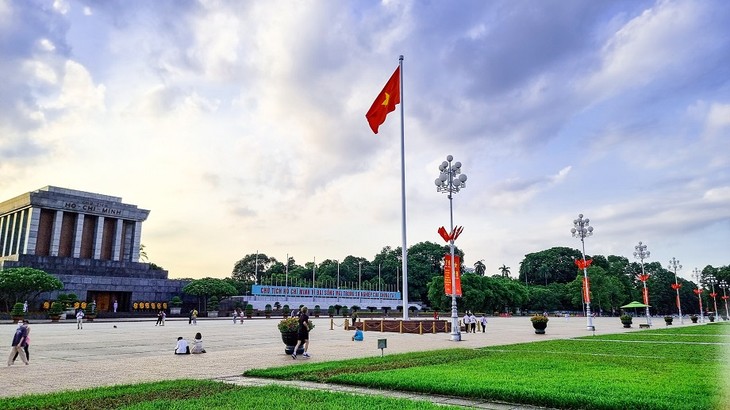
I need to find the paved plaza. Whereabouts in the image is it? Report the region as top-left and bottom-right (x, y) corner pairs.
(1, 315), (691, 403)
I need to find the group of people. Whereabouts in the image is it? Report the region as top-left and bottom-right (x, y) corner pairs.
(8, 320), (30, 366)
(174, 332), (206, 354)
(155, 310), (167, 326)
(462, 311), (488, 333)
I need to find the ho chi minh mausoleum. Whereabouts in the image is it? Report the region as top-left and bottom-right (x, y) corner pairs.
(0, 186), (187, 312)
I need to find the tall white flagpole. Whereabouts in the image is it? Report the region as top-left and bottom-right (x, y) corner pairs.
(398, 55), (409, 320)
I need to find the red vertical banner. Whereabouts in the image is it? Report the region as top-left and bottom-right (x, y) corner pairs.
(642, 287), (649, 305)
(582, 277), (591, 303)
(676, 294), (681, 309)
(444, 255), (462, 296)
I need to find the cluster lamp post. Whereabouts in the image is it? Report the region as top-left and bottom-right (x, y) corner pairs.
(633, 241), (651, 326)
(706, 274), (719, 320)
(435, 155), (467, 342)
(571, 214), (595, 331)
(693, 268), (704, 323)
(720, 280), (729, 321)
(668, 257), (683, 324)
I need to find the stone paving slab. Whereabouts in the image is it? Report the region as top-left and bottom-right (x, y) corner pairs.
(0, 315), (684, 405)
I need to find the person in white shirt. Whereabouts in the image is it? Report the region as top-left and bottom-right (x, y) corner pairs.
(462, 312), (470, 333)
(480, 315), (488, 333)
(76, 309), (85, 330)
(174, 337), (190, 354)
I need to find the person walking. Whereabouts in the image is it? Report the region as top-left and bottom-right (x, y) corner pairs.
(469, 312), (477, 334)
(155, 311), (163, 326)
(113, 300), (118, 313)
(480, 315), (488, 333)
(161, 311), (166, 326)
(76, 308), (85, 330)
(191, 309), (198, 325)
(292, 307), (311, 359)
(7, 321), (29, 366)
(12, 320), (31, 364)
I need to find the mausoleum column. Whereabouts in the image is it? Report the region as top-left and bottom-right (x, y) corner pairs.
(24, 208), (40, 255)
(93, 216), (105, 260)
(131, 221), (142, 262)
(50, 210), (63, 256)
(112, 219), (123, 261)
(72, 214), (84, 258)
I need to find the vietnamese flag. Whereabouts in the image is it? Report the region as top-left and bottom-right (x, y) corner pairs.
(366, 66), (400, 134)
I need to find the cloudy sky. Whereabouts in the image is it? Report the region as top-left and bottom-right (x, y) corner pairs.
(1, 0), (728, 282)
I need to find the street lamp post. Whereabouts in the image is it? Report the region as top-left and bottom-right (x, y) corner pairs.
(285, 253), (289, 302)
(668, 257), (683, 324)
(571, 214), (595, 331)
(435, 155), (467, 342)
(720, 280), (729, 322)
(692, 268), (704, 323)
(706, 274), (719, 321)
(336, 260), (340, 302)
(633, 241), (651, 326)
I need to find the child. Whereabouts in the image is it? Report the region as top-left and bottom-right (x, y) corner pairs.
(352, 328), (364, 341)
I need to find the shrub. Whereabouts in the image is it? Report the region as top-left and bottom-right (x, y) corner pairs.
(282, 305), (291, 317)
(49, 301), (64, 316)
(278, 317), (315, 332)
(170, 296), (183, 307)
(620, 315), (633, 323)
(11, 302), (25, 316)
(530, 315), (549, 324)
(265, 304), (272, 314)
(341, 306), (349, 317)
(328, 306), (335, 316)
(245, 304), (253, 316)
(313, 305), (321, 316)
(207, 296), (219, 311)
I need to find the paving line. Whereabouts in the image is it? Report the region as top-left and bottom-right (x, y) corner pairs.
(216, 376), (557, 410)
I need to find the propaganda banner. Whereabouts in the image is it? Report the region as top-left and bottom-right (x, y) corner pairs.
(444, 254), (462, 296)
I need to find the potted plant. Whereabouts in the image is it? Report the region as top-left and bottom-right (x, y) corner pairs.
(278, 317), (315, 355)
(664, 316), (673, 325)
(341, 305), (349, 317)
(282, 305), (291, 317)
(85, 301), (97, 321)
(708, 314), (715, 322)
(207, 296), (219, 317)
(11, 302), (25, 322)
(328, 305), (335, 317)
(620, 314), (633, 328)
(313, 305), (321, 317)
(264, 304), (272, 318)
(245, 304), (253, 318)
(690, 315), (698, 323)
(169, 296), (183, 315)
(531, 314), (549, 334)
(49, 301), (65, 322)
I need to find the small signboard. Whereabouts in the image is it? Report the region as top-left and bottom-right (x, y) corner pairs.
(377, 338), (387, 356)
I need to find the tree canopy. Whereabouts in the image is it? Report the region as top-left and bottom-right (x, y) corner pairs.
(0, 267), (64, 311)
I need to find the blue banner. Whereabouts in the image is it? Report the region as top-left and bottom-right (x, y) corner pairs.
(252, 285), (401, 300)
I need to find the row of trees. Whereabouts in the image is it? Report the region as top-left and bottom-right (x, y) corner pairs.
(230, 244), (730, 317)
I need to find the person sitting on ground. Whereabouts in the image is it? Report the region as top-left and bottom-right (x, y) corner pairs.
(352, 328), (364, 342)
(174, 336), (190, 354)
(191, 332), (206, 354)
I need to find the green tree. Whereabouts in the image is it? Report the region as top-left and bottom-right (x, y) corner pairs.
(519, 247), (583, 285)
(183, 277), (237, 312)
(0, 267), (64, 311)
(474, 260), (486, 276)
(499, 265), (511, 278)
(231, 253), (278, 283)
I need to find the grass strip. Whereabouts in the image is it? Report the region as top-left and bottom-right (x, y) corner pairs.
(0, 380), (237, 410)
(0, 384), (461, 410)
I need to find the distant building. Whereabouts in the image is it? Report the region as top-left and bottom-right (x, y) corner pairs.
(0, 186), (187, 312)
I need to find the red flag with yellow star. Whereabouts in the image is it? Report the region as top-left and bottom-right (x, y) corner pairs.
(366, 66), (400, 134)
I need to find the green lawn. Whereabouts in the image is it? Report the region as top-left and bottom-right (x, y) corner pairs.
(0, 380), (459, 410)
(245, 323), (729, 410)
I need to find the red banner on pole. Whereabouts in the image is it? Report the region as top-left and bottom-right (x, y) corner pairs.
(444, 255), (462, 296)
(582, 277), (591, 303)
(642, 287), (649, 305)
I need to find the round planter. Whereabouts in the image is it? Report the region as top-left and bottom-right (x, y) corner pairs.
(691, 317), (698, 323)
(170, 307), (182, 315)
(622, 322), (632, 328)
(280, 331), (304, 355)
(532, 322), (547, 334)
(664, 318), (673, 326)
(11, 316), (24, 323)
(709, 316), (715, 322)
(50, 315), (61, 322)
